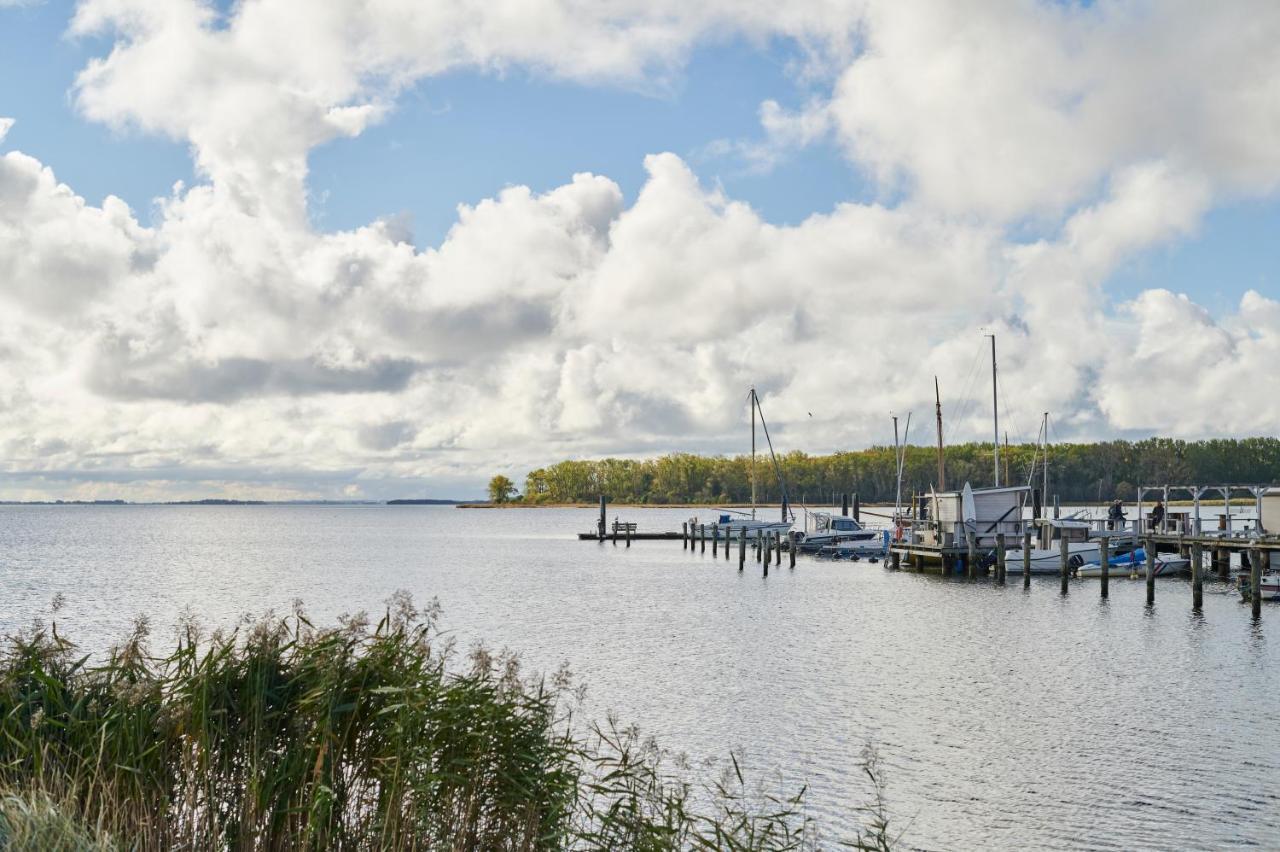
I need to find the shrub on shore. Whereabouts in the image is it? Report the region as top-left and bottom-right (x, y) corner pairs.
(0, 595), (881, 850)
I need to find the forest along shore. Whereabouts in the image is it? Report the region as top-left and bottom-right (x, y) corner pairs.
(507, 437), (1280, 505)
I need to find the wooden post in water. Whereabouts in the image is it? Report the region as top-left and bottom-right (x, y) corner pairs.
(789, 532), (796, 568)
(712, 524), (718, 557)
(1250, 548), (1263, 618)
(1059, 533), (1070, 594)
(1022, 531), (1032, 588)
(996, 533), (1007, 585)
(841, 493), (849, 516)
(725, 527), (731, 561)
(612, 519), (618, 546)
(764, 533), (771, 568)
(625, 523), (631, 548)
(775, 532), (782, 563)
(966, 531), (977, 581)
(755, 530), (762, 562)
(738, 531), (746, 571)
(1099, 535), (1110, 599)
(599, 495), (606, 541)
(682, 522), (688, 550)
(700, 524), (706, 554)
(853, 494), (860, 522)
(890, 548), (901, 571)
(1145, 536), (1156, 605)
(1191, 541), (1203, 610)
(1215, 547), (1229, 581)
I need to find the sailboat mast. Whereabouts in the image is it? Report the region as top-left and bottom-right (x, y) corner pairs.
(750, 388), (757, 520)
(1042, 411), (1049, 504)
(989, 333), (1000, 487)
(934, 376), (946, 491)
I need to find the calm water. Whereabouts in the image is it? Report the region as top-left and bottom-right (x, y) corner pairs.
(2, 504), (1277, 850)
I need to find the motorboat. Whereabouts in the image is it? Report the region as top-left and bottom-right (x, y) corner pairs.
(1238, 572), (1280, 602)
(1076, 548), (1188, 578)
(815, 532), (891, 561)
(1003, 521), (1138, 574)
(694, 513), (792, 541)
(796, 512), (883, 553)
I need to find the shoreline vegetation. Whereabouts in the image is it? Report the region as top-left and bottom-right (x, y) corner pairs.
(496, 438), (1280, 507)
(1, 595), (896, 850)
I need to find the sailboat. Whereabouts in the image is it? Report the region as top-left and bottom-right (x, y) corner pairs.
(697, 387), (794, 541)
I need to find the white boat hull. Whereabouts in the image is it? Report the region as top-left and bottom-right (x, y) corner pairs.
(1077, 557), (1187, 578)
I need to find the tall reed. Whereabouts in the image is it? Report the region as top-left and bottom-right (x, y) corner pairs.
(0, 594), (869, 850)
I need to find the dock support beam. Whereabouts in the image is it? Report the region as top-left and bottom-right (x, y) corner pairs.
(1145, 536), (1156, 605)
(682, 522), (688, 550)
(1250, 548), (1263, 618)
(738, 531), (746, 571)
(1022, 531), (1032, 588)
(1099, 536), (1110, 599)
(890, 549), (901, 571)
(1059, 534), (1070, 594)
(712, 524), (718, 557)
(1215, 547), (1229, 581)
(1191, 541), (1203, 610)
(996, 533), (1007, 585)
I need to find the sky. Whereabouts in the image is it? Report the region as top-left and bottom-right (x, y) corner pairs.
(0, 0), (1278, 501)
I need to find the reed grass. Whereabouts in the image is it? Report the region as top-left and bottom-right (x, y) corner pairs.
(0, 594), (895, 850)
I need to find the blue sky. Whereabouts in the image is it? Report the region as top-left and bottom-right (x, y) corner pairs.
(4, 0), (1273, 315)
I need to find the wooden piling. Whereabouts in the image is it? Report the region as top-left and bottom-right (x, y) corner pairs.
(1059, 533), (1069, 594)
(725, 527), (731, 561)
(1250, 548), (1263, 618)
(853, 494), (860, 522)
(841, 493), (849, 516)
(755, 530), (762, 562)
(966, 531), (977, 581)
(599, 496), (606, 541)
(625, 523), (631, 548)
(700, 524), (706, 554)
(1144, 536), (1156, 605)
(612, 521), (618, 546)
(996, 533), (1007, 585)
(890, 549), (901, 571)
(775, 532), (782, 563)
(1215, 547), (1229, 581)
(1191, 541), (1203, 610)
(1022, 531), (1032, 588)
(789, 533), (796, 568)
(682, 522), (688, 550)
(1099, 535), (1109, 599)
(712, 524), (718, 557)
(738, 532), (746, 571)
(764, 534), (771, 568)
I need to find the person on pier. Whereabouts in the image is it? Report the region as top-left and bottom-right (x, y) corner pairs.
(1107, 499), (1127, 530)
(1150, 500), (1166, 532)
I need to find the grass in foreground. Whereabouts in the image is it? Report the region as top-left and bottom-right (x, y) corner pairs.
(0, 594), (896, 850)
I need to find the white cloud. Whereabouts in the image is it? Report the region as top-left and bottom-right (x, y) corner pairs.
(0, 0), (1278, 500)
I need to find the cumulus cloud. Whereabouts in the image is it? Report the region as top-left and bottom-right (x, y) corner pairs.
(0, 0), (1277, 500)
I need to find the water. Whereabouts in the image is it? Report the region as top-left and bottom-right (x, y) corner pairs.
(1, 504), (1277, 850)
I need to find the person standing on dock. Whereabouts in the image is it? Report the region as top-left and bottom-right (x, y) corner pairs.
(1107, 499), (1126, 530)
(1150, 500), (1165, 533)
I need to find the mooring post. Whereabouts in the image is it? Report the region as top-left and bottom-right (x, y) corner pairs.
(890, 548), (901, 571)
(966, 531), (977, 581)
(853, 493), (860, 522)
(1215, 547), (1229, 582)
(699, 524), (705, 554)
(599, 495), (606, 541)
(1250, 548), (1263, 618)
(725, 526), (731, 561)
(1145, 536), (1156, 605)
(738, 531), (746, 571)
(1191, 541), (1203, 610)
(775, 532), (782, 563)
(841, 493), (849, 516)
(712, 524), (718, 557)
(1099, 535), (1110, 599)
(764, 533), (771, 568)
(682, 522), (688, 550)
(789, 533), (796, 568)
(1059, 533), (1070, 594)
(996, 533), (1007, 585)
(612, 519), (618, 546)
(1022, 531), (1032, 588)
(625, 523), (631, 548)
(755, 530), (762, 562)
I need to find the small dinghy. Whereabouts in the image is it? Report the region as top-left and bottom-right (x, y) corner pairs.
(1077, 548), (1188, 578)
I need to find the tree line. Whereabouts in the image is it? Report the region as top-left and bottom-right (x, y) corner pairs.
(512, 437), (1280, 505)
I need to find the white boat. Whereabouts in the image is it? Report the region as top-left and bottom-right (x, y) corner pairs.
(695, 513), (792, 541)
(816, 532), (890, 561)
(1076, 549), (1188, 578)
(1238, 573), (1280, 602)
(797, 513), (882, 553)
(1004, 524), (1139, 574)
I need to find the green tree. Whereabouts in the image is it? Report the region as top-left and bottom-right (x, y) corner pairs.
(488, 475), (517, 503)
